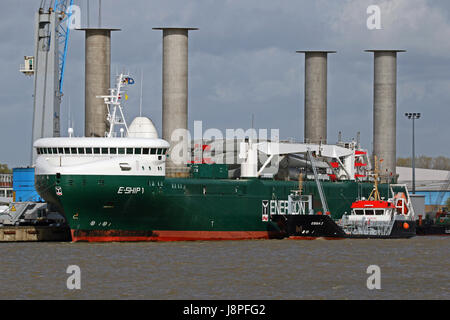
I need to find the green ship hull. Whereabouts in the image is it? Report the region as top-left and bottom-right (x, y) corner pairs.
(35, 173), (391, 242)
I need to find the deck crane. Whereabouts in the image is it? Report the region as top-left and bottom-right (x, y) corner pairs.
(20, 0), (74, 165)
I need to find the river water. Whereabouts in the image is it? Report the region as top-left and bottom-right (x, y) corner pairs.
(0, 236), (448, 300)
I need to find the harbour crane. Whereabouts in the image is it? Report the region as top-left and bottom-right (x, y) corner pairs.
(20, 0), (74, 164)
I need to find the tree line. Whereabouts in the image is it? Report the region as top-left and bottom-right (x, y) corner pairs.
(397, 156), (450, 171)
(0, 164), (11, 174)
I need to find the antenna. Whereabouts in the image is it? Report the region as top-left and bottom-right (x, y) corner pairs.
(357, 131), (361, 149)
(251, 113), (255, 141)
(98, 0), (102, 28)
(86, 0), (90, 27)
(68, 96), (73, 137)
(139, 69), (143, 117)
(68, 96), (71, 129)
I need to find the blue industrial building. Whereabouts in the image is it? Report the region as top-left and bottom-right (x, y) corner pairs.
(12, 167), (42, 202)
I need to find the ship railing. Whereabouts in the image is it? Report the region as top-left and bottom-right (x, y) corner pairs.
(340, 216), (395, 236)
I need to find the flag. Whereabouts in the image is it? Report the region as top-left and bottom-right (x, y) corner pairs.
(122, 77), (135, 85)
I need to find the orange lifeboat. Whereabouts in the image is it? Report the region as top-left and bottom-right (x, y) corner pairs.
(394, 192), (408, 215)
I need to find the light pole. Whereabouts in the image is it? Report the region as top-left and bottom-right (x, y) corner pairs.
(404, 112), (421, 193)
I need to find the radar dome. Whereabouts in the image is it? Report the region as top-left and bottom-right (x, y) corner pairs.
(127, 117), (158, 139)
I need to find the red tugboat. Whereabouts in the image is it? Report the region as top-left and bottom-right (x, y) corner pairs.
(275, 156), (417, 239)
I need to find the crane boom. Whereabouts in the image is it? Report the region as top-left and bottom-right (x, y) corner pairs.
(54, 0), (74, 94)
(21, 0), (74, 164)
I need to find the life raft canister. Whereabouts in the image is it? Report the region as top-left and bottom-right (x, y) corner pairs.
(394, 192), (409, 215)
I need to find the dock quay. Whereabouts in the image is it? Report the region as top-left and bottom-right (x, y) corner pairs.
(0, 225), (71, 242)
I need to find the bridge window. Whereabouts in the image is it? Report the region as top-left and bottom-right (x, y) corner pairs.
(150, 148), (157, 155)
(135, 148), (141, 155)
(58, 147), (63, 154)
(375, 210), (384, 215)
(355, 210), (364, 215)
(86, 148), (92, 154)
(157, 148), (164, 155)
(143, 148), (149, 155)
(101, 148), (108, 154)
(365, 210), (374, 215)
(37, 148), (41, 155)
(71, 148), (77, 154)
(78, 148), (85, 154)
(110, 148), (117, 154)
(64, 147), (70, 154)
(52, 148), (57, 154)
(93, 148), (100, 154)
(126, 148), (133, 154)
(118, 148), (125, 154)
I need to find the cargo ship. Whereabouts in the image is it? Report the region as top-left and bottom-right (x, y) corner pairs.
(34, 74), (400, 242)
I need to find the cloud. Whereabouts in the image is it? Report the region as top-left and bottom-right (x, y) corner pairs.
(323, 0), (450, 56)
(0, 0), (449, 168)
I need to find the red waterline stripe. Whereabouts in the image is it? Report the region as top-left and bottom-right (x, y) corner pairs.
(70, 230), (282, 242)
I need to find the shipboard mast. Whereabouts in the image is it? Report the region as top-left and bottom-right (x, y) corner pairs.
(368, 155), (382, 201)
(97, 73), (134, 137)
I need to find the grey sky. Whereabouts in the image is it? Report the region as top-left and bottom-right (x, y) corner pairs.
(1, 0), (449, 168)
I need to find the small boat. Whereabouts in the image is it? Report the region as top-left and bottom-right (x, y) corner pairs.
(275, 157), (417, 239)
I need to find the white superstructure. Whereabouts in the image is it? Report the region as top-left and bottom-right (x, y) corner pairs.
(239, 139), (371, 181)
(34, 73), (170, 177)
(34, 137), (169, 176)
